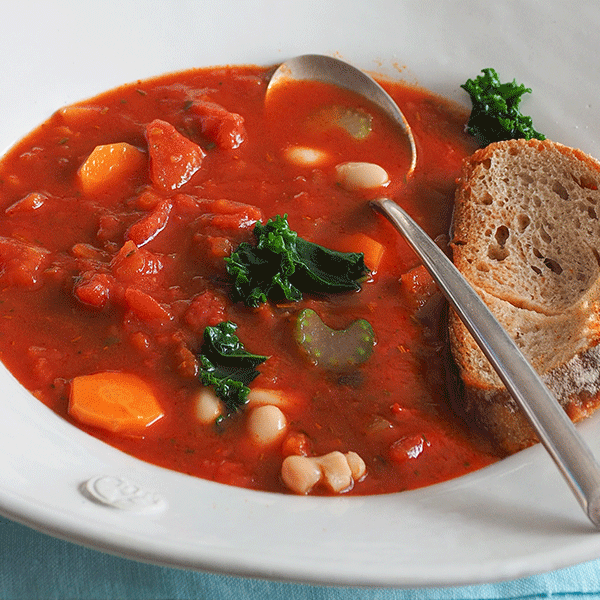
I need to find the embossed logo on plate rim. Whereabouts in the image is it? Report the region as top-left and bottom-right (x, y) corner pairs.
(81, 475), (167, 513)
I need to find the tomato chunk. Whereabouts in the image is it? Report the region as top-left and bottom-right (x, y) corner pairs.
(126, 198), (173, 247)
(124, 287), (173, 325)
(196, 198), (263, 231)
(146, 119), (205, 191)
(74, 271), (114, 308)
(111, 240), (163, 287)
(0, 237), (49, 287)
(191, 100), (246, 150)
(400, 265), (438, 308)
(5, 192), (47, 214)
(184, 290), (227, 331)
(389, 434), (430, 464)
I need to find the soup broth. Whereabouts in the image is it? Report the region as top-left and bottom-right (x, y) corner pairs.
(0, 65), (499, 495)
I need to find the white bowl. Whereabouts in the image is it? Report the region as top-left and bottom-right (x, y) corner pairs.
(1, 0), (600, 588)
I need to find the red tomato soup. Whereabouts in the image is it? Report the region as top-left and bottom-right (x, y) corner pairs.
(0, 65), (500, 495)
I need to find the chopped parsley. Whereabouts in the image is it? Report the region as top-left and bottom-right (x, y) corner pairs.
(198, 321), (267, 416)
(461, 68), (545, 147)
(225, 214), (369, 307)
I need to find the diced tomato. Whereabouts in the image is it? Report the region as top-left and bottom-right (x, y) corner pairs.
(58, 104), (104, 126)
(0, 236), (49, 287)
(400, 265), (438, 308)
(210, 198), (262, 218)
(133, 188), (163, 210)
(70, 243), (108, 261)
(174, 195), (263, 229)
(125, 198), (173, 247)
(124, 287), (173, 325)
(97, 213), (126, 244)
(196, 198), (262, 231)
(27, 346), (64, 387)
(174, 344), (198, 378)
(191, 100), (246, 150)
(184, 290), (227, 331)
(213, 460), (254, 488)
(390, 402), (403, 415)
(111, 240), (163, 286)
(73, 271), (114, 308)
(129, 331), (152, 353)
(173, 193), (204, 214)
(281, 431), (312, 457)
(389, 434), (430, 464)
(146, 119), (205, 191)
(5, 192), (47, 214)
(191, 234), (234, 271)
(206, 236), (232, 258)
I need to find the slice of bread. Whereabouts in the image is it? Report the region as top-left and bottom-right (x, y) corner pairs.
(449, 138), (600, 453)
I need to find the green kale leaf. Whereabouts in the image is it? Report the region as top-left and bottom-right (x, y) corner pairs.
(198, 321), (268, 416)
(461, 68), (545, 147)
(225, 214), (369, 307)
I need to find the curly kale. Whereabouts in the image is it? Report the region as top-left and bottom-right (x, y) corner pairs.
(461, 68), (545, 147)
(225, 214), (369, 307)
(198, 321), (267, 416)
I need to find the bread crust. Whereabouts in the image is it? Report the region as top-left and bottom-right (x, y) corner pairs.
(449, 139), (600, 453)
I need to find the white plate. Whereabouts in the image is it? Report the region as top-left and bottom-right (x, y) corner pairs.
(1, 0), (600, 588)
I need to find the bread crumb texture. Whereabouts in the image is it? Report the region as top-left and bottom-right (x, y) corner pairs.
(450, 139), (600, 452)
(452, 139), (600, 314)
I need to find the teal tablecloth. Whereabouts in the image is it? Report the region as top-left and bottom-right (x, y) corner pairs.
(2, 516), (600, 600)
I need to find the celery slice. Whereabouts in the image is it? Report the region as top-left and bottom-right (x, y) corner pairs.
(295, 308), (375, 370)
(309, 105), (373, 140)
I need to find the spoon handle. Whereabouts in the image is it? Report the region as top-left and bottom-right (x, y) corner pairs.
(372, 197), (600, 528)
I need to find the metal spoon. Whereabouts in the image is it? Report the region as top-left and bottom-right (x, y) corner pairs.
(267, 54), (417, 176)
(268, 54), (600, 528)
(372, 198), (600, 528)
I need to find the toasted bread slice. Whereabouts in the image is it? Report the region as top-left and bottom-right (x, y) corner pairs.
(449, 138), (600, 453)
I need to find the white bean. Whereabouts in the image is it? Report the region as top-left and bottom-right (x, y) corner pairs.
(335, 161), (389, 190)
(246, 404), (287, 446)
(281, 455), (323, 495)
(284, 146), (329, 166)
(344, 451), (366, 481)
(318, 451), (353, 493)
(280, 450), (367, 495)
(194, 388), (223, 425)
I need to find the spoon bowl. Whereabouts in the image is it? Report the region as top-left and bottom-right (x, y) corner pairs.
(267, 54), (417, 176)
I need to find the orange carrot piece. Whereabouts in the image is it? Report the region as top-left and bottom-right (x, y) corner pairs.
(78, 142), (146, 194)
(339, 233), (385, 272)
(69, 372), (164, 434)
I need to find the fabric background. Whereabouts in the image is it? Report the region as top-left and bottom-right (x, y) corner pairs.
(2, 516), (600, 600)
